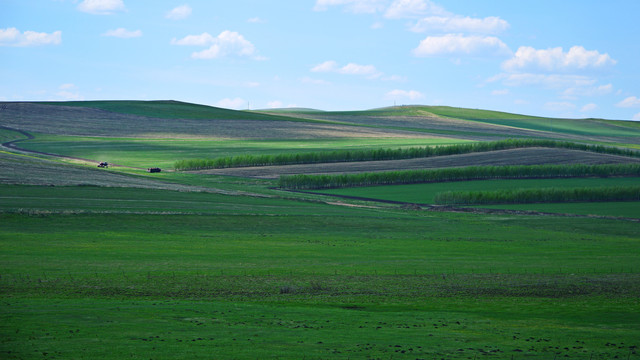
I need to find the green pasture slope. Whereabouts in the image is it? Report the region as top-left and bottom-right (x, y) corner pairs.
(2, 185), (640, 359)
(1, 101), (640, 359)
(17, 135), (458, 169)
(422, 106), (640, 137)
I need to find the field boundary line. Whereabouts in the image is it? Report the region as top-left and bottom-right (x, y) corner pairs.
(279, 188), (640, 222)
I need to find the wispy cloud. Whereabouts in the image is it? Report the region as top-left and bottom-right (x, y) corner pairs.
(616, 96), (640, 108)
(580, 103), (597, 112)
(412, 34), (510, 57)
(216, 97), (247, 109)
(313, 0), (387, 14)
(384, 0), (448, 19)
(0, 27), (61, 47)
(410, 16), (509, 34)
(488, 73), (597, 89)
(77, 0), (126, 15)
(311, 60), (382, 78)
(166, 4), (192, 20)
(102, 28), (142, 38)
(386, 89), (424, 100)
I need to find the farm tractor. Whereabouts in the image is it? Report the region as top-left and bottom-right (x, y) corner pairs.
(97, 161), (109, 168)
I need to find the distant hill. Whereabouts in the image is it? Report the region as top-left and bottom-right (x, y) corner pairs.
(262, 105), (640, 138)
(41, 100), (299, 122)
(2, 100), (638, 141)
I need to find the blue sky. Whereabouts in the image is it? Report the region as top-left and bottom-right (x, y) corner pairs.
(2, 0), (640, 120)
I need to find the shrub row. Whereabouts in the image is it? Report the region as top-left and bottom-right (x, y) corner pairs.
(434, 186), (640, 205)
(174, 139), (640, 171)
(278, 163), (640, 190)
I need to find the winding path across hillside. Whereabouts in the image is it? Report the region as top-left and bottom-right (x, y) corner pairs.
(0, 125), (144, 170)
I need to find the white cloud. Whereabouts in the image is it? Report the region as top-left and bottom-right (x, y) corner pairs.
(410, 15), (509, 34)
(386, 89), (424, 100)
(489, 73), (596, 89)
(55, 84), (82, 100)
(412, 34), (511, 57)
(502, 46), (616, 72)
(633, 112), (640, 121)
(382, 74), (407, 82)
(248, 17), (266, 23)
(0, 27), (61, 47)
(341, 63), (379, 76)
(311, 60), (339, 72)
(172, 31), (260, 60)
(616, 96), (640, 108)
(562, 83), (612, 98)
(545, 101), (576, 112)
(300, 77), (331, 85)
(102, 28), (142, 38)
(314, 0), (386, 13)
(580, 103), (597, 112)
(491, 89), (509, 96)
(384, 0), (448, 19)
(77, 0), (125, 15)
(311, 60), (382, 78)
(216, 97), (247, 109)
(166, 4), (192, 20)
(171, 32), (215, 46)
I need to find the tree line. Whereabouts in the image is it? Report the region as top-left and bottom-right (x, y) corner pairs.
(174, 139), (640, 171)
(434, 186), (640, 205)
(278, 163), (640, 190)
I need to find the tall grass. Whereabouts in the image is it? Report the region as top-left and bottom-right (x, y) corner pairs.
(278, 163), (640, 190)
(174, 139), (640, 171)
(434, 186), (640, 205)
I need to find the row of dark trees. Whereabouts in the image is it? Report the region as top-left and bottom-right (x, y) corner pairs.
(434, 186), (640, 205)
(174, 139), (640, 171)
(278, 164), (640, 190)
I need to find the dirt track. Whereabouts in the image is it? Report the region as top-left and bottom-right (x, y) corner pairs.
(196, 147), (640, 179)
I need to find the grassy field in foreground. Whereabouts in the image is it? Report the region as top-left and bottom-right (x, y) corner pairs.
(1, 205), (639, 359)
(3, 297), (638, 360)
(16, 135), (460, 168)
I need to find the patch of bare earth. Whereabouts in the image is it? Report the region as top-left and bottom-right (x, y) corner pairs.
(196, 148), (640, 179)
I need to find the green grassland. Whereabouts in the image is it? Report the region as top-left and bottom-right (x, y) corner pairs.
(1, 100), (640, 359)
(2, 206), (639, 359)
(16, 134), (461, 168)
(317, 177), (640, 218)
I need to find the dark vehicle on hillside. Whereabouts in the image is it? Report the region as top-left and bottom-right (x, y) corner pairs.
(147, 167), (161, 173)
(97, 162), (109, 168)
